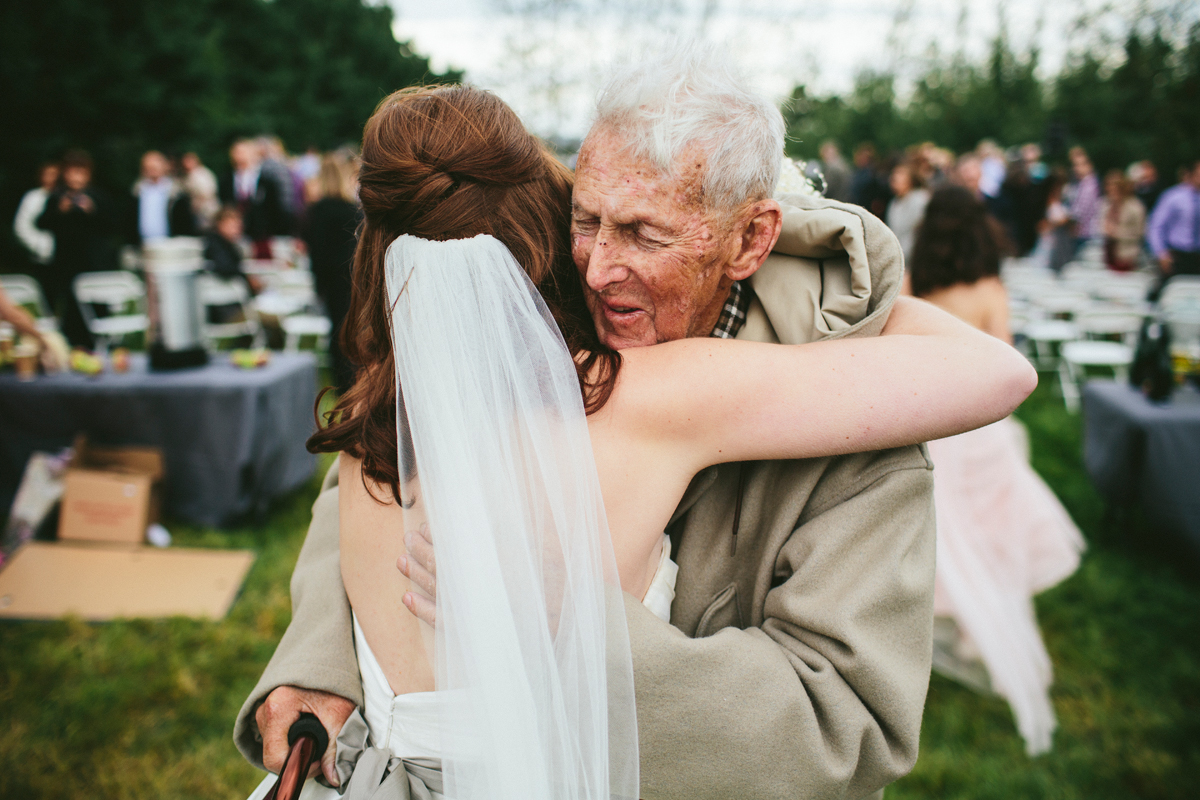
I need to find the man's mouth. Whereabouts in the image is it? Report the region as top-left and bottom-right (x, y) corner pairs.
(600, 299), (647, 325)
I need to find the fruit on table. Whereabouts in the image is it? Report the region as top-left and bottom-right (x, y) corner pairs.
(69, 349), (103, 375)
(231, 349), (270, 369)
(111, 348), (131, 373)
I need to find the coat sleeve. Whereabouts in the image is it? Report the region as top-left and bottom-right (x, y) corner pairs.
(233, 460), (364, 769)
(629, 455), (935, 800)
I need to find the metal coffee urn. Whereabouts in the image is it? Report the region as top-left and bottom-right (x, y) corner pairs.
(143, 237), (209, 370)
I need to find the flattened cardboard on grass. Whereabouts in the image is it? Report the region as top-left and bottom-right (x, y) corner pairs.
(58, 439), (165, 545)
(0, 541), (254, 621)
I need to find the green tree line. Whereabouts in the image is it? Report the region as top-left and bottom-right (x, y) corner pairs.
(783, 25), (1200, 179)
(0, 0), (459, 266)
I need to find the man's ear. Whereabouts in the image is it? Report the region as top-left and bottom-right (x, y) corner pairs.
(725, 199), (783, 282)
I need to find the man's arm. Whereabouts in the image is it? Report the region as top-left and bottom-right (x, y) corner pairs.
(233, 460), (362, 783)
(634, 454), (934, 800)
(402, 451), (935, 799)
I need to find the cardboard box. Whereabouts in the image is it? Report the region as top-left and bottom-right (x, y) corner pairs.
(0, 541), (254, 621)
(58, 438), (164, 544)
(0, 440), (254, 622)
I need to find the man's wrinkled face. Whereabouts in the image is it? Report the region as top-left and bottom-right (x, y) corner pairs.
(571, 130), (736, 349)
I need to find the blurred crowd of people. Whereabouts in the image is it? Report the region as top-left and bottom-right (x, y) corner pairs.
(818, 137), (1198, 755)
(10, 138), (362, 386)
(819, 139), (1200, 282)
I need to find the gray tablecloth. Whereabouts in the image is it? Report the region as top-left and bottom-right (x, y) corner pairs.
(1083, 380), (1200, 554)
(0, 352), (317, 527)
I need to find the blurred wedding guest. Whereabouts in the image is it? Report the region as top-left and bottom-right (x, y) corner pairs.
(977, 139), (1007, 199)
(1098, 170), (1146, 272)
(818, 140), (852, 202)
(1067, 146), (1101, 251)
(1129, 160), (1162, 213)
(885, 161), (930, 262)
(850, 142), (886, 213)
(203, 206), (262, 291)
(221, 139), (292, 259)
(259, 135), (304, 219)
(918, 142), (954, 189)
(12, 162), (58, 269)
(302, 151), (361, 391)
(1146, 159), (1200, 281)
(129, 150), (195, 245)
(36, 149), (115, 348)
(293, 145), (322, 183)
(182, 151), (220, 230)
(955, 153), (984, 200)
(1001, 156), (1047, 256)
(1021, 143), (1048, 182)
(908, 185), (1084, 755)
(1041, 168), (1075, 274)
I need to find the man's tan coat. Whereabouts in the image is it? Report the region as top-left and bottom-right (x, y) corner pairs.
(235, 195), (935, 799)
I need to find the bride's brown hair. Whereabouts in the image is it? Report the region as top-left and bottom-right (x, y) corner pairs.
(307, 85), (620, 500)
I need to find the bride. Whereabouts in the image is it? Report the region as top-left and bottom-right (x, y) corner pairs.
(250, 84), (1035, 800)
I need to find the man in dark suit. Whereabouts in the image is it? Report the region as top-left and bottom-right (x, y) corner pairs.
(36, 149), (116, 348)
(219, 139), (292, 258)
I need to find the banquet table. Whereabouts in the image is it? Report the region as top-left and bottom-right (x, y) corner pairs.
(0, 352), (317, 527)
(1082, 380), (1200, 554)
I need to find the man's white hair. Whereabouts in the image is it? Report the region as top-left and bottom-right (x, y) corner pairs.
(589, 42), (785, 213)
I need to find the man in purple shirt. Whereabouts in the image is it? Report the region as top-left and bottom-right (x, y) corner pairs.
(1147, 159), (1200, 278)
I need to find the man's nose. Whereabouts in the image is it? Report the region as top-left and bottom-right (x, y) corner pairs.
(584, 229), (630, 292)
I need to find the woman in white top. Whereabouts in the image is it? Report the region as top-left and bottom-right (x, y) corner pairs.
(12, 162), (58, 265)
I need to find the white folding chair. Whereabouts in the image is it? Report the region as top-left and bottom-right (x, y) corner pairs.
(72, 271), (149, 351)
(1021, 319), (1079, 371)
(195, 274), (264, 349)
(1074, 308), (1147, 346)
(1059, 340), (1134, 413)
(0, 274), (54, 320)
(1161, 276), (1200, 312)
(282, 314), (332, 364)
(1059, 260), (1105, 286)
(1030, 288), (1091, 319)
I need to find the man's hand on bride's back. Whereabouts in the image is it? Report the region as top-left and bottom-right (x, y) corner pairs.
(399, 524), (437, 626)
(257, 685), (355, 785)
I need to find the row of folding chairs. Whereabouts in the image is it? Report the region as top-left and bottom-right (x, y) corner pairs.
(1002, 258), (1200, 411)
(0, 271), (331, 357)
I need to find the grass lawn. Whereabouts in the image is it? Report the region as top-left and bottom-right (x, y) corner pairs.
(2, 382), (1198, 799)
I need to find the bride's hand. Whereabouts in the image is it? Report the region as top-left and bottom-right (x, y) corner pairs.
(399, 524), (437, 625)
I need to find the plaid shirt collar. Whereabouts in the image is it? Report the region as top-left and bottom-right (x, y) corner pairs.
(709, 280), (753, 339)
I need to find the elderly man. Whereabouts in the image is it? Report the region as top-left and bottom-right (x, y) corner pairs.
(236, 51), (934, 800)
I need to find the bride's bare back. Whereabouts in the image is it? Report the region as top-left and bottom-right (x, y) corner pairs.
(919, 277), (1011, 343)
(341, 296), (1036, 696)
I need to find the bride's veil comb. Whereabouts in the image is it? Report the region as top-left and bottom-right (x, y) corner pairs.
(385, 233), (639, 800)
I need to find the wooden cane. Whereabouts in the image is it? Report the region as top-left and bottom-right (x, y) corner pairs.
(263, 712), (330, 800)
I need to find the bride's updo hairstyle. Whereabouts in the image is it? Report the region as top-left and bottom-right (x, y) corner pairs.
(307, 85), (619, 499)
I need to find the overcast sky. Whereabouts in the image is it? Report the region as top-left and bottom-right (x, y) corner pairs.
(384, 0), (1163, 138)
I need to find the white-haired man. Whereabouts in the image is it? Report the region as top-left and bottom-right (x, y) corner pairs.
(236, 49), (934, 800)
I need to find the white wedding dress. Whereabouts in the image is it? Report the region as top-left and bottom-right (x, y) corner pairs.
(249, 234), (643, 800)
(248, 538), (675, 800)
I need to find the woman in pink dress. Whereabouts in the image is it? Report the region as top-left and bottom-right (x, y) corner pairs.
(908, 185), (1086, 755)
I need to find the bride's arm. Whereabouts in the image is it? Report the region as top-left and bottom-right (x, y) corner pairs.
(606, 296), (1036, 473)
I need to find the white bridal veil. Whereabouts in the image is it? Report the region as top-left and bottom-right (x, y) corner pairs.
(385, 234), (639, 800)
